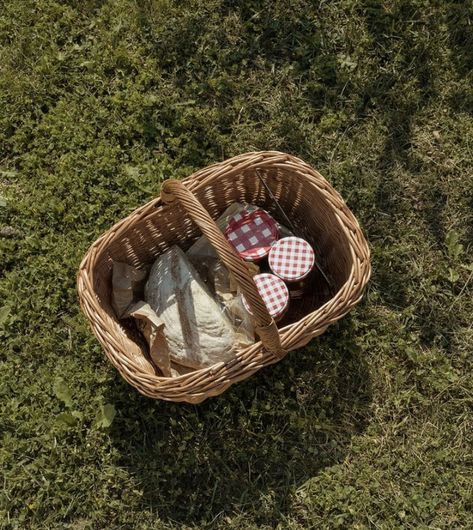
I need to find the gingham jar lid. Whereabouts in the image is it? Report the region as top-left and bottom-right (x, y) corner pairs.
(242, 273), (289, 320)
(269, 236), (315, 281)
(224, 207), (278, 261)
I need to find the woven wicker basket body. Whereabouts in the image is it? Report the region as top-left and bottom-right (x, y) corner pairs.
(78, 151), (370, 403)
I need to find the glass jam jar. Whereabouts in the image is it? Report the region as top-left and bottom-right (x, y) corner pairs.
(224, 207), (278, 263)
(268, 237), (315, 299)
(242, 273), (289, 322)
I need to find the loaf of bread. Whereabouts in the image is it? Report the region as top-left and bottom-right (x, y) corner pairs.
(144, 246), (245, 368)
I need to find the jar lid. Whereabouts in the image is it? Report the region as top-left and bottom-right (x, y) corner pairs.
(269, 236), (315, 281)
(242, 273), (289, 320)
(224, 207), (278, 261)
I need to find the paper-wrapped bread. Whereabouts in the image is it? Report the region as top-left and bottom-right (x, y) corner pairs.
(145, 246), (249, 368)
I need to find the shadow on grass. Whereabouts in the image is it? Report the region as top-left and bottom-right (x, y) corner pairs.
(106, 316), (372, 527)
(445, 1), (473, 79)
(465, 195), (473, 248)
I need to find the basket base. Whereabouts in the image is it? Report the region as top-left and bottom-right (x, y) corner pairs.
(78, 151), (371, 402)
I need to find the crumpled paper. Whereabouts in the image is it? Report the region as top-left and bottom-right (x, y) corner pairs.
(112, 262), (173, 377)
(111, 262), (148, 319)
(127, 301), (172, 377)
(111, 261), (238, 378)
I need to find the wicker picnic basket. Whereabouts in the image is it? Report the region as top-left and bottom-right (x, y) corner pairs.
(77, 151), (370, 403)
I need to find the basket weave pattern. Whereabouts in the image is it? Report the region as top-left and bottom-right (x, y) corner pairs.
(77, 152), (371, 403)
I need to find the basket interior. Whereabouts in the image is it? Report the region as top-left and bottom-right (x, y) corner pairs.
(90, 165), (353, 370)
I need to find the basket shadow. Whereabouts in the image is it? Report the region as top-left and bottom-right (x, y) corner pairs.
(106, 315), (372, 527)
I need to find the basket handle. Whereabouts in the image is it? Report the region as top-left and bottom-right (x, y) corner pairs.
(160, 179), (285, 358)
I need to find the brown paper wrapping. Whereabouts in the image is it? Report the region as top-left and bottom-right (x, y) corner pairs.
(127, 301), (172, 377)
(111, 262), (148, 318)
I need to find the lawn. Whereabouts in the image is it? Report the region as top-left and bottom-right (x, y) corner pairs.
(1, 0), (472, 528)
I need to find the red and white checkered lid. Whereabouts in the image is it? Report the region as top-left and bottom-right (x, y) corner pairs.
(224, 207), (278, 261)
(269, 236), (315, 282)
(242, 273), (289, 320)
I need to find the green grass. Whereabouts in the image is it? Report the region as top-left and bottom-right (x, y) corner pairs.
(1, 0), (472, 528)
